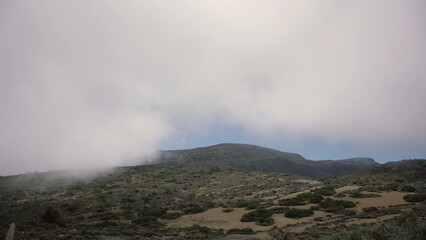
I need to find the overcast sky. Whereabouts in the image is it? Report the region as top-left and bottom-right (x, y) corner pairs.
(1, 1), (426, 175)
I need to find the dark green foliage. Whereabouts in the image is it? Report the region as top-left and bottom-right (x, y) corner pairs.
(279, 192), (324, 206)
(404, 193), (426, 202)
(222, 208), (234, 213)
(245, 200), (263, 210)
(298, 192), (324, 203)
(270, 207), (289, 214)
(400, 185), (416, 192)
(183, 204), (207, 214)
(311, 186), (336, 196)
(257, 218), (275, 226)
(284, 208), (314, 218)
(342, 209), (356, 216)
(355, 208), (401, 219)
(227, 228), (256, 235)
(132, 216), (163, 228)
(95, 220), (118, 227)
(42, 206), (60, 223)
(179, 224), (225, 239)
(312, 198), (356, 213)
(268, 226), (293, 240)
(279, 197), (306, 206)
(362, 207), (378, 212)
(318, 198), (356, 208)
(161, 212), (181, 219)
(240, 208), (274, 226)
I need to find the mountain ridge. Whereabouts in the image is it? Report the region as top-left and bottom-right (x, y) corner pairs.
(157, 143), (379, 177)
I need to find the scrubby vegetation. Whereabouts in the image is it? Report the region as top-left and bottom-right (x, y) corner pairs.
(284, 208), (314, 218)
(241, 208), (275, 226)
(298, 205), (426, 240)
(311, 186), (336, 196)
(0, 145), (424, 240)
(0, 161), (314, 239)
(226, 227), (256, 235)
(279, 192), (324, 206)
(312, 198), (356, 213)
(42, 206), (60, 223)
(404, 193), (426, 202)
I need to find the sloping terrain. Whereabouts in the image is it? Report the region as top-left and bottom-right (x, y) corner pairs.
(0, 145), (424, 240)
(158, 143), (379, 177)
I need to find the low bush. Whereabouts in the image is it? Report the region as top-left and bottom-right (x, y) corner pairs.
(241, 208), (274, 226)
(222, 208), (234, 213)
(270, 207), (289, 214)
(312, 198), (356, 213)
(42, 206), (60, 223)
(161, 212), (181, 219)
(400, 185), (416, 192)
(404, 193), (426, 202)
(318, 198), (356, 209)
(183, 205), (206, 214)
(312, 186), (336, 196)
(279, 197), (305, 206)
(132, 216), (163, 228)
(278, 192), (324, 206)
(284, 208), (314, 218)
(362, 207), (378, 213)
(227, 228), (256, 235)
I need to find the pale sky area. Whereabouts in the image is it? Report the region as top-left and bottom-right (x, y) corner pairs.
(1, 1), (426, 175)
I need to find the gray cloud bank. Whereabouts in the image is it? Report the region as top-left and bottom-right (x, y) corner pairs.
(1, 1), (425, 175)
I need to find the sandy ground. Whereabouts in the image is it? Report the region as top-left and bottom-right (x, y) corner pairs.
(161, 186), (410, 239)
(331, 191), (407, 211)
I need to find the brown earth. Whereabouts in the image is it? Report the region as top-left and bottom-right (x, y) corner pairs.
(161, 186), (411, 240)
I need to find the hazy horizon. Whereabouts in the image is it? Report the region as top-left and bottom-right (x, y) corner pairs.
(1, 1), (426, 175)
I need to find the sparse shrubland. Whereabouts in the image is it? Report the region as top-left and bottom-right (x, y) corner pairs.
(0, 146), (424, 240)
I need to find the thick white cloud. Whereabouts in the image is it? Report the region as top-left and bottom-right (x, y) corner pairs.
(0, 1), (425, 175)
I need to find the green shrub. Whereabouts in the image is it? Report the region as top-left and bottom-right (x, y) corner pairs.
(65, 204), (77, 212)
(400, 185), (416, 192)
(318, 198), (356, 208)
(184, 205), (206, 214)
(404, 193), (426, 202)
(284, 208), (314, 218)
(278, 192), (323, 206)
(270, 207), (289, 214)
(227, 228), (255, 235)
(245, 201), (262, 210)
(279, 198), (305, 206)
(298, 192), (324, 203)
(256, 218), (275, 226)
(42, 206), (60, 223)
(363, 207), (378, 213)
(132, 216), (163, 228)
(95, 220), (118, 227)
(312, 186), (336, 196)
(222, 208), (234, 213)
(161, 212), (181, 219)
(241, 208), (274, 226)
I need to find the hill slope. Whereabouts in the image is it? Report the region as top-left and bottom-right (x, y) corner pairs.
(157, 143), (379, 177)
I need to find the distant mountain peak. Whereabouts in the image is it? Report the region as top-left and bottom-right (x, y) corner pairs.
(158, 143), (379, 178)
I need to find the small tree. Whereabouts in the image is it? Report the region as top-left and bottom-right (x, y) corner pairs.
(42, 206), (60, 223)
